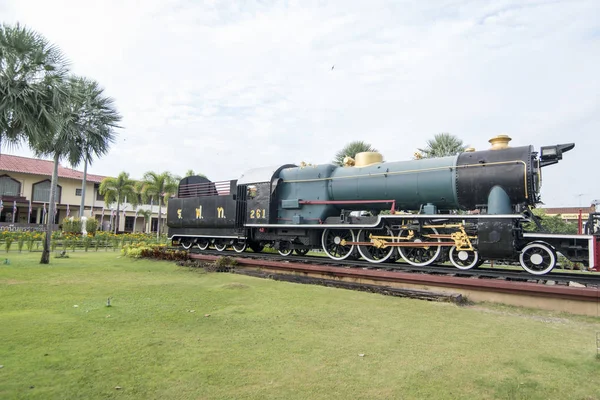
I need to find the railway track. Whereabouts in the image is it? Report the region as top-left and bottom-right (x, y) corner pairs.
(187, 248), (600, 288)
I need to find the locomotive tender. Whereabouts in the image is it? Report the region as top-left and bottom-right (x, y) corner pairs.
(167, 135), (600, 275)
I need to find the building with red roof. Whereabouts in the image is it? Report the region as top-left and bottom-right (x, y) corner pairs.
(0, 154), (162, 232)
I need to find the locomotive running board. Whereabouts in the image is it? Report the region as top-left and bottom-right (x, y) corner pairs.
(167, 234), (246, 240)
(244, 213), (527, 229)
(522, 233), (596, 271)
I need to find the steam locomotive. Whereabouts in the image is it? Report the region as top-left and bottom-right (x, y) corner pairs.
(167, 135), (600, 275)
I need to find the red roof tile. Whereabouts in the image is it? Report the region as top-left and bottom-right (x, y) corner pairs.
(0, 154), (108, 183)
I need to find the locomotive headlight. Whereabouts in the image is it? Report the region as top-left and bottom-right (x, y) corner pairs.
(541, 147), (557, 157)
(539, 143), (574, 167)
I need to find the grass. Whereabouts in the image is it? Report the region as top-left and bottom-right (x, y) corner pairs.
(0, 253), (599, 400)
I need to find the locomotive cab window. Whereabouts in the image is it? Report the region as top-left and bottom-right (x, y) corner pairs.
(247, 185), (257, 199)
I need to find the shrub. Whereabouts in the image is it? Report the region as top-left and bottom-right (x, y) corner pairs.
(62, 218), (83, 234)
(127, 247), (144, 258)
(209, 256), (237, 272)
(17, 235), (25, 253)
(83, 236), (92, 252)
(138, 245), (189, 261)
(5, 237), (13, 253)
(122, 243), (153, 259)
(112, 237), (120, 251)
(61, 217), (71, 233)
(85, 218), (98, 235)
(557, 254), (583, 270)
(214, 256), (237, 268)
(26, 237), (35, 252)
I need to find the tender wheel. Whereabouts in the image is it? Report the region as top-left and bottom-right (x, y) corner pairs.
(214, 242), (227, 252)
(197, 239), (209, 250)
(277, 241), (294, 256)
(295, 248), (309, 256)
(321, 229), (355, 260)
(449, 246), (480, 270)
(519, 242), (556, 275)
(181, 239), (193, 250)
(232, 241), (247, 253)
(397, 227), (442, 266)
(357, 226), (395, 263)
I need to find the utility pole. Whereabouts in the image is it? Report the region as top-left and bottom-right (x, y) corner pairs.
(575, 193), (587, 208)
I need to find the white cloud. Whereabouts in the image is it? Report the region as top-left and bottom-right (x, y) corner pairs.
(2, 0), (599, 206)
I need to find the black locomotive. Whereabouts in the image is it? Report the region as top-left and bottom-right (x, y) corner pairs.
(168, 135), (599, 275)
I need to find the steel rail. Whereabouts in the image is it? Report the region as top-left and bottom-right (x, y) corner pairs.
(189, 248), (600, 286)
(190, 252), (600, 303)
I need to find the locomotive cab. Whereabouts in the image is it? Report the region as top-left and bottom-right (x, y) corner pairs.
(236, 164), (297, 226)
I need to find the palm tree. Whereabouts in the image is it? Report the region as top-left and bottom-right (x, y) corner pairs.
(333, 141), (378, 166)
(137, 209), (152, 233)
(34, 76), (119, 263)
(74, 77), (121, 217)
(99, 172), (138, 234)
(0, 23), (68, 152)
(184, 169), (206, 178)
(139, 171), (179, 239)
(416, 133), (466, 159)
(33, 81), (81, 264)
(1, 24), (69, 264)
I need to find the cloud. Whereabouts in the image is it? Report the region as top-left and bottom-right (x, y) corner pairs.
(3, 0), (599, 206)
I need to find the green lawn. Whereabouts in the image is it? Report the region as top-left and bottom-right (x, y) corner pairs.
(1, 252), (599, 400)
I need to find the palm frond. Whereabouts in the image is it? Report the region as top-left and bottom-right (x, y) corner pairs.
(0, 23), (69, 149)
(417, 133), (466, 159)
(99, 172), (136, 208)
(333, 141), (378, 166)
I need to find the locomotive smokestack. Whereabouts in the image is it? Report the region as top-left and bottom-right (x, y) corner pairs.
(489, 135), (512, 150)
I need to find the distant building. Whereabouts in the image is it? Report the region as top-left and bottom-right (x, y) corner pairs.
(540, 205), (597, 234)
(0, 154), (165, 233)
(541, 205), (596, 224)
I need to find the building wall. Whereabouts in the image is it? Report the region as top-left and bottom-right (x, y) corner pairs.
(0, 170), (167, 233)
(93, 204), (167, 233)
(0, 171), (99, 224)
(1, 172), (97, 206)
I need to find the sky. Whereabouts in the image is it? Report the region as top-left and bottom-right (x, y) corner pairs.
(2, 0), (599, 207)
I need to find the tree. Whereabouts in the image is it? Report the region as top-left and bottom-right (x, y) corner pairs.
(0, 23), (68, 152)
(2, 24), (69, 265)
(184, 169), (206, 178)
(524, 209), (578, 234)
(75, 77), (121, 217)
(33, 80), (80, 264)
(137, 209), (152, 233)
(99, 172), (138, 234)
(333, 141), (378, 166)
(33, 76), (119, 263)
(139, 171), (179, 239)
(1, 25), (118, 264)
(416, 133), (466, 159)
